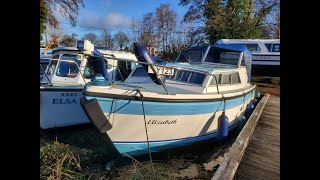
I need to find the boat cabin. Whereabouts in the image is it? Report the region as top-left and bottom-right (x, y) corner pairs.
(41, 40), (137, 86)
(119, 44), (253, 94)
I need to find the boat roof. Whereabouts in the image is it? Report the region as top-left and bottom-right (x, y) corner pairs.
(40, 58), (51, 63)
(216, 39), (280, 44)
(51, 47), (79, 52)
(185, 44), (251, 54)
(100, 50), (137, 61)
(212, 44), (251, 54)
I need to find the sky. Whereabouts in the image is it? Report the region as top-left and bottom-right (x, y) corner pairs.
(50, 0), (190, 40)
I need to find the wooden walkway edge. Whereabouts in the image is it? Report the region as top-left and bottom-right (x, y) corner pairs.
(212, 94), (271, 180)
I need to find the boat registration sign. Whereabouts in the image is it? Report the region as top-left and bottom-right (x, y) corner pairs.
(148, 66), (174, 75)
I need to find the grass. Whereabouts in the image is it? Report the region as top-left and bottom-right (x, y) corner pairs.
(40, 126), (118, 179)
(40, 125), (239, 179)
(40, 141), (93, 179)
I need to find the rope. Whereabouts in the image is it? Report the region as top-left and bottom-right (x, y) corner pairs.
(135, 89), (156, 180)
(242, 91), (245, 111)
(97, 89), (135, 132)
(98, 87), (156, 178)
(222, 94), (226, 112)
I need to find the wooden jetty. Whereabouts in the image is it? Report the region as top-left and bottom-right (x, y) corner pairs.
(212, 94), (280, 180)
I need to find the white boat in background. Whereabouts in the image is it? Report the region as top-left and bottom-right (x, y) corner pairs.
(40, 40), (138, 129)
(80, 43), (259, 156)
(215, 39), (280, 76)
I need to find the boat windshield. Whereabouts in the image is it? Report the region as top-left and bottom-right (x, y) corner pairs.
(176, 47), (208, 63)
(56, 54), (82, 77)
(40, 59), (50, 75)
(204, 48), (242, 66)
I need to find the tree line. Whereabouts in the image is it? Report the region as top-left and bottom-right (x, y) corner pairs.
(41, 0), (280, 59)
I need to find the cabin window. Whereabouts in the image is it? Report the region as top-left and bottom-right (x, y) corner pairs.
(176, 51), (189, 63)
(174, 70), (184, 81)
(46, 60), (58, 76)
(204, 48), (241, 65)
(231, 72), (241, 84)
(189, 51), (203, 62)
(117, 61), (133, 80)
(166, 70), (205, 85)
(180, 71), (191, 81)
(221, 74), (231, 85)
(210, 73), (240, 85)
(56, 54), (81, 78)
(265, 43), (280, 52)
(244, 44), (261, 52)
(265, 43), (272, 52)
(40, 59), (50, 74)
(176, 49), (206, 63)
(204, 49), (221, 63)
(189, 73), (206, 84)
(272, 44), (280, 52)
(210, 74), (221, 85)
(84, 61), (95, 79)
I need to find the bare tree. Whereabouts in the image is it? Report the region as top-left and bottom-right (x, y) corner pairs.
(139, 12), (155, 47)
(46, 24), (63, 39)
(45, 0), (84, 28)
(114, 32), (130, 50)
(100, 30), (114, 49)
(155, 4), (177, 54)
(82, 33), (98, 44)
(129, 17), (140, 43)
(46, 24), (64, 47)
(59, 34), (77, 47)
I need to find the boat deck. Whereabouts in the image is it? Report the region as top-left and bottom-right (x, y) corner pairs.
(212, 94), (280, 180)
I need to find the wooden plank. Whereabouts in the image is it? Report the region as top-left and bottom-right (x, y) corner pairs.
(233, 95), (280, 180)
(246, 142), (280, 153)
(240, 152), (280, 169)
(255, 121), (280, 131)
(234, 163), (280, 180)
(212, 94), (270, 180)
(250, 138), (280, 147)
(245, 148), (280, 161)
(252, 129), (280, 138)
(252, 129), (280, 139)
(260, 111), (280, 117)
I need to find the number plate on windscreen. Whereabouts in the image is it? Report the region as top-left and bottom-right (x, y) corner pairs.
(147, 66), (174, 75)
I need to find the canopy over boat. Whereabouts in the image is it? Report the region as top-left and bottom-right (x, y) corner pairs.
(175, 44), (252, 82)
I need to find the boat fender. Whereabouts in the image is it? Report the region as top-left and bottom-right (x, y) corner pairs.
(245, 102), (255, 118)
(80, 98), (112, 132)
(217, 111), (229, 142)
(236, 116), (247, 133)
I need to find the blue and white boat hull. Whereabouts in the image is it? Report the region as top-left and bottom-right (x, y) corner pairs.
(84, 89), (256, 156)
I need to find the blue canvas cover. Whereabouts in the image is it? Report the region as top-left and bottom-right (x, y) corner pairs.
(133, 43), (166, 85)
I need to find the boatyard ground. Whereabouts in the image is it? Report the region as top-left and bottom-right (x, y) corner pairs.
(40, 76), (280, 180)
